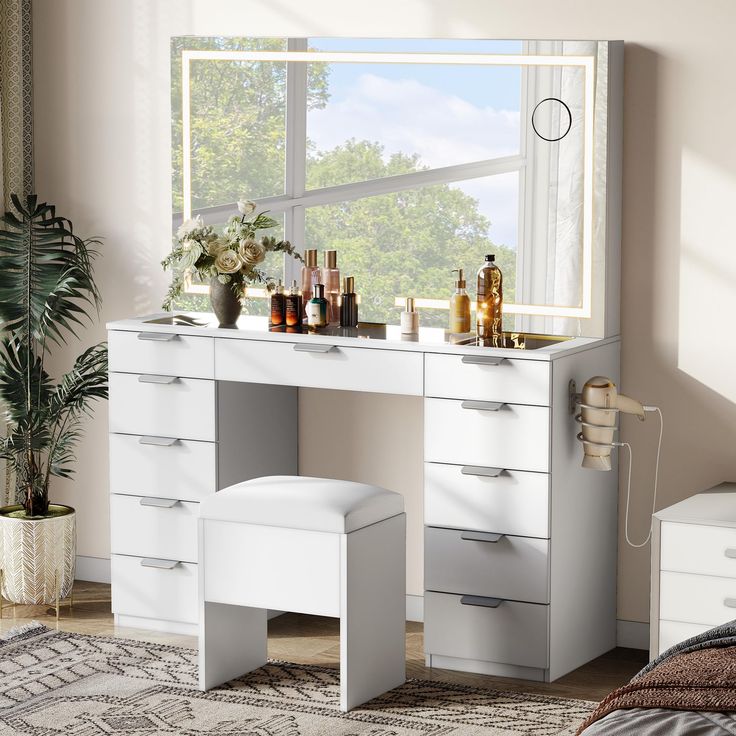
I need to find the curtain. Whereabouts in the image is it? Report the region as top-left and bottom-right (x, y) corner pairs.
(0, 0), (34, 504)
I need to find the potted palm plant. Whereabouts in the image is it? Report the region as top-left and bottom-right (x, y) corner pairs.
(0, 194), (107, 612)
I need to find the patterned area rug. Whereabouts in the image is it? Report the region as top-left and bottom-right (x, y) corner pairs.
(0, 623), (595, 735)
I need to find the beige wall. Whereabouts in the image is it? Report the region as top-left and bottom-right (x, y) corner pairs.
(33, 0), (736, 622)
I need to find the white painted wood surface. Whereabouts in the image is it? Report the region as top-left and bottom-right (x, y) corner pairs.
(659, 570), (736, 626)
(661, 521), (736, 578)
(659, 620), (712, 653)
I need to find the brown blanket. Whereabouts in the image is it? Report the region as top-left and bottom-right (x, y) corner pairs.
(576, 645), (736, 734)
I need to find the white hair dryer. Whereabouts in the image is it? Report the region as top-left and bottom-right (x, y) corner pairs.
(577, 376), (646, 471)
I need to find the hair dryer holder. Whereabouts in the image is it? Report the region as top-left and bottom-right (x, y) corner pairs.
(569, 379), (623, 450)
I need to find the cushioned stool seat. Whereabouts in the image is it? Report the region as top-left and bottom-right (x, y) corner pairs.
(198, 475), (406, 711)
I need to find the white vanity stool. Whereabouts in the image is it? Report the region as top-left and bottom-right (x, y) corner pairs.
(197, 475), (407, 711)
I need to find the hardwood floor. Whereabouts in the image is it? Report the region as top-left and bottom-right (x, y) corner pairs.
(0, 580), (647, 702)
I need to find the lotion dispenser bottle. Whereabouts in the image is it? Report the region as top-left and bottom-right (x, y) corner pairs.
(449, 268), (471, 334)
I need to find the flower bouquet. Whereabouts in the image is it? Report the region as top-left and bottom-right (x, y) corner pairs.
(162, 198), (302, 325)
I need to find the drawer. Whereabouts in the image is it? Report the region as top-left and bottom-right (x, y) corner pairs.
(424, 463), (549, 538)
(109, 330), (214, 379)
(424, 591), (548, 669)
(111, 554), (198, 624)
(425, 527), (549, 604)
(110, 494), (199, 563)
(661, 521), (736, 579)
(109, 372), (216, 441)
(425, 353), (550, 406)
(658, 620), (712, 655)
(424, 398), (549, 472)
(109, 433), (216, 502)
(215, 338), (423, 396)
(659, 570), (736, 626)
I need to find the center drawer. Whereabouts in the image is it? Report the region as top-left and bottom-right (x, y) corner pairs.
(424, 398), (549, 472)
(215, 338), (423, 396)
(109, 372), (216, 441)
(425, 527), (549, 604)
(110, 493), (199, 563)
(659, 570), (736, 626)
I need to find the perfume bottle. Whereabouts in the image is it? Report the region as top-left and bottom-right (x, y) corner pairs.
(306, 283), (328, 329)
(401, 297), (419, 335)
(476, 254), (503, 345)
(270, 280), (286, 327)
(301, 249), (321, 308)
(322, 250), (341, 324)
(449, 268), (471, 333)
(285, 280), (303, 328)
(339, 276), (359, 328)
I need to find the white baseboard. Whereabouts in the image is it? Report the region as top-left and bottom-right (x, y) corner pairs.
(75, 555), (111, 584)
(406, 594), (423, 622)
(616, 619), (649, 650)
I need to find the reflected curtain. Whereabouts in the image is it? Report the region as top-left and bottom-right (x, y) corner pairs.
(0, 0), (34, 504)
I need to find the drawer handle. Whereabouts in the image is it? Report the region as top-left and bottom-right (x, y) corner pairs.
(460, 595), (504, 609)
(726, 549), (736, 559)
(293, 343), (336, 353)
(461, 355), (505, 366)
(725, 598), (736, 609)
(461, 400), (506, 412)
(461, 465), (504, 478)
(140, 557), (179, 570)
(461, 531), (505, 543)
(138, 374), (179, 384)
(140, 497), (179, 508)
(138, 436), (178, 446)
(137, 332), (178, 342)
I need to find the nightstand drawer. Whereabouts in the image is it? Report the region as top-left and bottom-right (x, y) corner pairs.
(425, 527), (549, 604)
(661, 521), (736, 579)
(109, 373), (216, 441)
(111, 554), (198, 625)
(659, 620), (712, 655)
(109, 434), (216, 502)
(424, 398), (549, 472)
(109, 330), (214, 379)
(424, 463), (549, 538)
(215, 338), (423, 396)
(425, 353), (550, 406)
(660, 570), (736, 626)
(110, 494), (198, 563)
(424, 591), (548, 669)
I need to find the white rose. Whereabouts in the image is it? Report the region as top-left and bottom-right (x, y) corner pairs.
(214, 249), (242, 274)
(237, 198), (256, 216)
(205, 238), (227, 257)
(239, 238), (266, 266)
(176, 215), (203, 240)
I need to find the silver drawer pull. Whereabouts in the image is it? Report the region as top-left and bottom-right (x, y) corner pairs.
(460, 595), (504, 609)
(140, 497), (179, 508)
(725, 598), (736, 609)
(138, 436), (178, 446)
(293, 343), (336, 353)
(137, 332), (178, 342)
(461, 465), (504, 478)
(461, 400), (506, 412)
(461, 531), (505, 543)
(725, 549), (736, 559)
(138, 374), (179, 384)
(461, 355), (505, 366)
(140, 557), (179, 570)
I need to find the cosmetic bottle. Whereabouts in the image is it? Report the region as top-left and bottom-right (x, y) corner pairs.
(401, 297), (419, 335)
(301, 249), (321, 308)
(449, 268), (471, 334)
(270, 280), (286, 327)
(285, 280), (303, 328)
(306, 283), (328, 329)
(339, 276), (359, 328)
(476, 254), (503, 345)
(322, 250), (341, 324)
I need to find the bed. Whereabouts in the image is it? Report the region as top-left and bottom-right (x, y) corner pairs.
(578, 620), (736, 735)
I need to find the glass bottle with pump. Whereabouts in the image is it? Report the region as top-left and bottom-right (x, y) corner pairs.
(476, 254), (503, 345)
(322, 250), (341, 324)
(301, 249), (320, 308)
(449, 268), (471, 334)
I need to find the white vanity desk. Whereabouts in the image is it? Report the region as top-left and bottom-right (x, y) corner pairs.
(107, 314), (620, 683)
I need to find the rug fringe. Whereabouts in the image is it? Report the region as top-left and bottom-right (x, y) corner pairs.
(0, 620), (50, 646)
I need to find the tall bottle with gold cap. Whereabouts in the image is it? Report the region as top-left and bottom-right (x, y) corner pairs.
(322, 250), (340, 324)
(476, 254), (503, 345)
(449, 268), (471, 333)
(301, 249), (320, 309)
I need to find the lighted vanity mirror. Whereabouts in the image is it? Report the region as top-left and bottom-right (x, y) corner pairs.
(171, 38), (622, 338)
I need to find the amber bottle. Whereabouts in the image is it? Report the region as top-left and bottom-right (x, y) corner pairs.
(476, 254), (503, 345)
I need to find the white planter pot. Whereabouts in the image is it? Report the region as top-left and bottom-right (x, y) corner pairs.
(0, 504), (76, 605)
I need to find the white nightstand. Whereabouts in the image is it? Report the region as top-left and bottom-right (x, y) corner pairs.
(650, 482), (736, 657)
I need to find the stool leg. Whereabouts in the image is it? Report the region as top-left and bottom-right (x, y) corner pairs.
(199, 601), (267, 691)
(339, 513), (406, 712)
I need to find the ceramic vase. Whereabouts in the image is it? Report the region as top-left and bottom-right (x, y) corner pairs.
(210, 277), (242, 327)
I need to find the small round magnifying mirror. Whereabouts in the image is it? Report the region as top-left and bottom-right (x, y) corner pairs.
(531, 97), (572, 142)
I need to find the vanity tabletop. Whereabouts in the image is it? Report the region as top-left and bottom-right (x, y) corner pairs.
(654, 483), (736, 528)
(107, 313), (617, 361)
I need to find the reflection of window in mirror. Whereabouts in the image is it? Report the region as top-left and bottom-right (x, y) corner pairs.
(170, 38), (597, 329)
